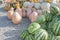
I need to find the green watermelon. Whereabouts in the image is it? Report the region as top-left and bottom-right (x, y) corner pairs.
(49, 36), (60, 40)
(35, 15), (46, 24)
(34, 29), (48, 40)
(40, 22), (47, 30)
(44, 11), (53, 22)
(28, 22), (40, 34)
(56, 36), (60, 40)
(47, 28), (55, 40)
(52, 21), (60, 36)
(24, 35), (34, 40)
(20, 30), (29, 39)
(50, 5), (59, 15)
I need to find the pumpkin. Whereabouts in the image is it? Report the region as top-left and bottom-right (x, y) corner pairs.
(41, 3), (50, 11)
(12, 12), (22, 24)
(4, 4), (10, 11)
(4, 0), (11, 3)
(29, 8), (38, 22)
(26, 8), (32, 17)
(56, 3), (60, 8)
(34, 3), (40, 9)
(31, 0), (38, 2)
(23, 2), (30, 8)
(38, 0), (43, 3)
(11, 0), (16, 3)
(44, 0), (51, 3)
(30, 2), (35, 7)
(22, 6), (26, 17)
(37, 10), (43, 15)
(7, 7), (14, 19)
(15, 7), (22, 16)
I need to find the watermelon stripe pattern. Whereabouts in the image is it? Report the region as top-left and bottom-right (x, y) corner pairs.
(34, 29), (48, 40)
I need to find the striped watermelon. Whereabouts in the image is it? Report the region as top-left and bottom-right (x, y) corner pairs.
(20, 30), (29, 39)
(49, 36), (60, 40)
(34, 29), (48, 40)
(35, 15), (46, 24)
(52, 21), (60, 36)
(44, 11), (53, 22)
(28, 22), (40, 34)
(50, 5), (59, 15)
(40, 22), (47, 30)
(24, 35), (34, 40)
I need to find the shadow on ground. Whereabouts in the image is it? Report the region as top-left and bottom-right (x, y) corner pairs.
(0, 8), (31, 40)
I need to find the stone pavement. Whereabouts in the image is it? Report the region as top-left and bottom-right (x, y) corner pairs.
(0, 8), (31, 40)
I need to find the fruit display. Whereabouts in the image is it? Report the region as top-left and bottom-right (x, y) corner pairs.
(20, 5), (60, 40)
(2, 0), (60, 40)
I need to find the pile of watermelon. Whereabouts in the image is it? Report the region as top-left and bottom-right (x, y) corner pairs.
(20, 5), (60, 40)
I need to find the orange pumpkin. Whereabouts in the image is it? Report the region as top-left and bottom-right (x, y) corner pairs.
(12, 12), (22, 24)
(15, 6), (22, 16)
(22, 6), (26, 17)
(7, 7), (14, 19)
(29, 9), (38, 22)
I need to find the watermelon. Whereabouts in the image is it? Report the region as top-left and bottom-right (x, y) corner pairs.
(44, 11), (53, 22)
(50, 5), (59, 15)
(23, 2), (30, 8)
(34, 29), (48, 40)
(24, 35), (34, 40)
(35, 15), (46, 24)
(28, 22), (40, 34)
(40, 22), (47, 30)
(52, 21), (60, 36)
(49, 36), (60, 40)
(56, 36), (60, 40)
(20, 30), (29, 39)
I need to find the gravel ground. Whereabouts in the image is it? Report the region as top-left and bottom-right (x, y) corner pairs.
(0, 8), (31, 40)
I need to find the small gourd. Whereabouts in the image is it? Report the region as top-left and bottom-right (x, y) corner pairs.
(41, 3), (50, 11)
(26, 5), (32, 17)
(7, 7), (14, 19)
(4, 4), (10, 11)
(29, 8), (38, 22)
(23, 2), (30, 8)
(37, 10), (43, 15)
(15, 6), (22, 16)
(12, 12), (22, 24)
(34, 3), (40, 9)
(22, 6), (26, 17)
